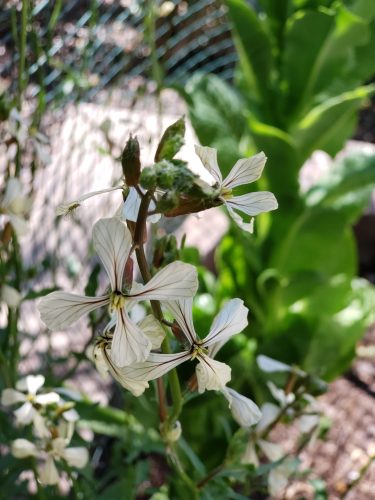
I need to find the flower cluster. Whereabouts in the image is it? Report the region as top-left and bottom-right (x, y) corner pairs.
(1, 375), (88, 486)
(38, 122), (278, 445)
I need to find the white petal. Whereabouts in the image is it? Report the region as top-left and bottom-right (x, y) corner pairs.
(299, 414), (319, 434)
(90, 344), (110, 379)
(257, 355), (292, 373)
(39, 292), (110, 330)
(138, 315), (166, 349)
(18, 374), (45, 395)
(222, 152), (267, 189)
(110, 308), (152, 367)
(93, 218), (132, 291)
(222, 388), (261, 428)
(194, 145), (222, 184)
(226, 192), (278, 216)
(3, 178), (22, 208)
(258, 440), (284, 462)
(62, 447), (89, 468)
(38, 456), (60, 485)
(267, 382), (295, 407)
(122, 187), (141, 222)
(118, 351), (189, 382)
(129, 261), (198, 301)
(241, 441), (259, 467)
(62, 408), (80, 422)
(56, 186), (122, 216)
(268, 465), (290, 498)
(166, 299), (197, 345)
(1, 284), (22, 307)
(1, 388), (26, 406)
(14, 401), (36, 425)
(8, 213), (28, 236)
(33, 412), (51, 439)
(11, 438), (39, 458)
(196, 355), (231, 393)
(256, 403), (280, 433)
(203, 298), (248, 349)
(226, 204), (254, 233)
(122, 187), (160, 223)
(34, 392), (60, 405)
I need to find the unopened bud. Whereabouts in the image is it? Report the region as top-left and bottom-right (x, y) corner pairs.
(121, 135), (141, 186)
(140, 167), (157, 190)
(166, 421), (182, 442)
(154, 117), (185, 162)
(156, 191), (180, 212)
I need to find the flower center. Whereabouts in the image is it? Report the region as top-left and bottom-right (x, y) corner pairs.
(190, 343), (208, 360)
(110, 291), (126, 310)
(220, 187), (233, 200)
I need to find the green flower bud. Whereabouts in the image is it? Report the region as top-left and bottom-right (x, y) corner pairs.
(140, 167), (157, 190)
(154, 117), (185, 162)
(121, 135), (141, 186)
(156, 191), (180, 212)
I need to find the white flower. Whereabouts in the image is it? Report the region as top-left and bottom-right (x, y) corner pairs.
(267, 382), (295, 408)
(221, 387), (261, 428)
(39, 218), (198, 367)
(1, 375), (60, 426)
(257, 354), (305, 377)
(11, 436), (88, 486)
(89, 315), (166, 396)
(119, 298), (249, 393)
(56, 186), (123, 216)
(1, 178), (32, 236)
(0, 284), (22, 307)
(268, 460), (296, 498)
(195, 145), (278, 232)
(122, 187), (161, 223)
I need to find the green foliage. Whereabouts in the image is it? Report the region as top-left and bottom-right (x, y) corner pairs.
(181, 0), (375, 380)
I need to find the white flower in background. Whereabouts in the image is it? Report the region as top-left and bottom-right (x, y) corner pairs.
(0, 284), (22, 308)
(122, 187), (161, 223)
(1, 375), (60, 426)
(221, 387), (261, 428)
(11, 431), (88, 486)
(257, 354), (306, 377)
(119, 298), (249, 393)
(195, 145), (278, 232)
(89, 314), (166, 396)
(0, 177), (32, 236)
(268, 460), (296, 498)
(267, 381), (295, 407)
(56, 185), (123, 216)
(39, 217), (198, 367)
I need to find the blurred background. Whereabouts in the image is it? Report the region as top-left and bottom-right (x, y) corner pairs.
(1, 1), (375, 498)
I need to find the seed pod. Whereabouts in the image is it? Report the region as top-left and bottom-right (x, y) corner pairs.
(121, 135), (141, 186)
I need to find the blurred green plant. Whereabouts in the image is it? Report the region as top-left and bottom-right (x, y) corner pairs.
(182, 0), (375, 379)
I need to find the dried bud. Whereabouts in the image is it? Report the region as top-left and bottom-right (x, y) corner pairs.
(121, 135), (141, 186)
(154, 117), (185, 162)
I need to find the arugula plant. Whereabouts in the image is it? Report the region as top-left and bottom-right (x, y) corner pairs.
(182, 0), (375, 379)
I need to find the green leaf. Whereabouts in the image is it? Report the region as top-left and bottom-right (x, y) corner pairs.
(184, 73), (245, 174)
(305, 153), (375, 222)
(154, 117), (185, 162)
(225, 0), (274, 104)
(293, 85), (375, 158)
(303, 278), (375, 379)
(271, 207), (356, 277)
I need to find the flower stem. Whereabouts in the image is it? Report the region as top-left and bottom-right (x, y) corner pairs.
(133, 189), (183, 424)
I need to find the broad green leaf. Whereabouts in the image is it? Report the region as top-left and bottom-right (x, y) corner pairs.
(305, 153), (375, 222)
(351, 0), (375, 20)
(271, 207), (357, 277)
(225, 0), (274, 104)
(303, 278), (375, 379)
(293, 85), (375, 158)
(282, 10), (335, 118)
(184, 73), (245, 174)
(248, 118), (301, 199)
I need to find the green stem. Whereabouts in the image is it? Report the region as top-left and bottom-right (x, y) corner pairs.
(133, 190), (183, 424)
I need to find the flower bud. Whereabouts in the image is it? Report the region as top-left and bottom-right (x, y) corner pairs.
(166, 421), (182, 443)
(156, 191), (180, 212)
(121, 135), (141, 186)
(154, 117), (185, 162)
(140, 167), (157, 190)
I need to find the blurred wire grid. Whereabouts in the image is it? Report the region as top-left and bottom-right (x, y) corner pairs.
(0, 0), (236, 106)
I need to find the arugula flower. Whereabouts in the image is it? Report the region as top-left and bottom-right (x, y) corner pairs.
(39, 218), (198, 367)
(195, 145), (278, 232)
